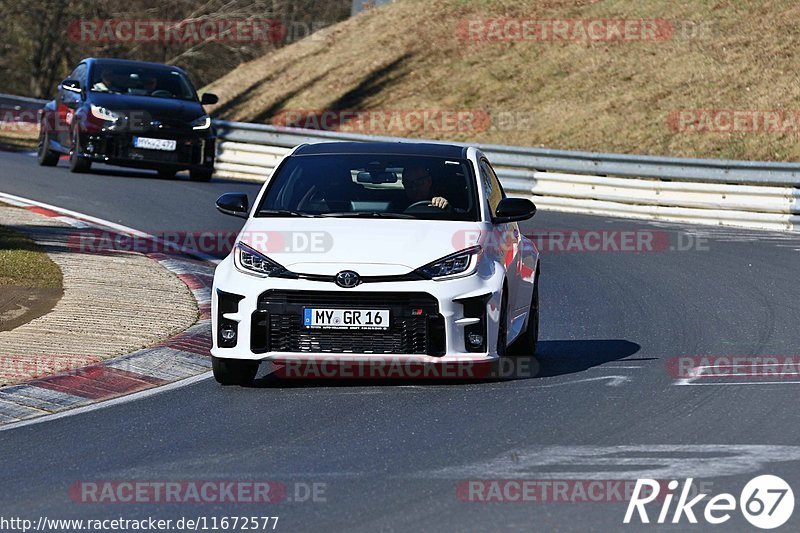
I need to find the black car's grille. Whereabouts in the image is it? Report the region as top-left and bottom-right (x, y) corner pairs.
(126, 147), (183, 162)
(253, 291), (445, 355)
(95, 134), (204, 165)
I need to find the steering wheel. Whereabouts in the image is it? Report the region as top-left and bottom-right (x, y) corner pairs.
(404, 200), (453, 214)
(297, 186), (319, 210)
(151, 90), (173, 98)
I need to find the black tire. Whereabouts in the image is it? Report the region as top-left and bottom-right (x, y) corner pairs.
(496, 289), (508, 358)
(509, 272), (539, 357)
(212, 356), (259, 386)
(157, 168), (177, 179)
(68, 127), (91, 173)
(189, 168), (213, 182)
(37, 129), (59, 166)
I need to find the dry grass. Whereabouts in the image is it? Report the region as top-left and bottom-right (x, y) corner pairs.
(204, 0), (800, 161)
(0, 223), (63, 289)
(0, 126), (37, 152)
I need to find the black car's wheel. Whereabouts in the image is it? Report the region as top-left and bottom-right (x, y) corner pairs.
(509, 270), (539, 357)
(157, 168), (177, 179)
(68, 127), (91, 173)
(37, 129), (59, 166)
(212, 356), (259, 386)
(189, 168), (213, 182)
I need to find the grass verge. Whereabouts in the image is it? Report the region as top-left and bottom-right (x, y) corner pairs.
(0, 209), (64, 332)
(0, 224), (62, 289)
(205, 0), (800, 161)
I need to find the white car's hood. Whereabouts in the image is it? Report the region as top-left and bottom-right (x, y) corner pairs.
(238, 218), (484, 276)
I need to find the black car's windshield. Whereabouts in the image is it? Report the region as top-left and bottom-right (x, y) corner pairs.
(89, 64), (197, 101)
(257, 154), (479, 221)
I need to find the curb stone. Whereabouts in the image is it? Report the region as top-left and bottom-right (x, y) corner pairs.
(0, 196), (216, 426)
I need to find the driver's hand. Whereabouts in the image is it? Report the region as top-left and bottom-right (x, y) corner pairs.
(430, 196), (449, 209)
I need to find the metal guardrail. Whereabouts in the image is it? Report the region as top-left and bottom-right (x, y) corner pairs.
(213, 120), (800, 231)
(0, 93), (48, 111)
(214, 120), (800, 186)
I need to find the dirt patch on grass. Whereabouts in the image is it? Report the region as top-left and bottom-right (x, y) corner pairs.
(0, 222), (63, 332)
(0, 286), (62, 332)
(205, 0), (800, 161)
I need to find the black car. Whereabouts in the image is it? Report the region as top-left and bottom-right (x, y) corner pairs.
(37, 57), (218, 181)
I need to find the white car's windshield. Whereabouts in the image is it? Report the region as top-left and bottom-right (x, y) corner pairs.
(89, 65), (197, 101)
(257, 154), (480, 221)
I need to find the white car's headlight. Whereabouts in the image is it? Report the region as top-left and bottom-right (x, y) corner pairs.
(191, 115), (211, 130)
(90, 104), (120, 123)
(234, 242), (285, 277)
(418, 245), (481, 280)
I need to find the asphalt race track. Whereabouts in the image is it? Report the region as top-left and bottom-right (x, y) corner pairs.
(2, 150), (800, 531)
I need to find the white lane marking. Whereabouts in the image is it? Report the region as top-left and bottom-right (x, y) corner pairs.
(421, 445), (800, 480)
(678, 381), (800, 386)
(0, 372), (213, 433)
(535, 375), (631, 388)
(0, 191), (221, 264)
(53, 215), (90, 228)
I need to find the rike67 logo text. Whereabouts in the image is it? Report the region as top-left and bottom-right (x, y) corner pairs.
(624, 475), (794, 529)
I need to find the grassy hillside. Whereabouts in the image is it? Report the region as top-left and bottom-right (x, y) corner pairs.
(205, 0), (800, 161)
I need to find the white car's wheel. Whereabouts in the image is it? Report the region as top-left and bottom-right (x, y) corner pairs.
(497, 289), (509, 358)
(510, 272), (539, 356)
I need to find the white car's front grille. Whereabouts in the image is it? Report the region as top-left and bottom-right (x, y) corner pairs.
(252, 290), (446, 355)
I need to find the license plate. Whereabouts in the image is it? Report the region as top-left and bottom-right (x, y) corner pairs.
(133, 137), (176, 151)
(303, 308), (390, 330)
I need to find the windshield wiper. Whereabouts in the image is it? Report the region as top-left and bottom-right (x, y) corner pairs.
(258, 209), (317, 218)
(320, 212), (416, 219)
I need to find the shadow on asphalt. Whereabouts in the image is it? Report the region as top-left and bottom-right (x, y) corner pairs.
(69, 165), (262, 187)
(80, 166), (181, 181)
(534, 339), (644, 378)
(247, 339), (643, 389)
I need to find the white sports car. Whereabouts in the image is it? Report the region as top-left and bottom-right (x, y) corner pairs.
(211, 142), (539, 385)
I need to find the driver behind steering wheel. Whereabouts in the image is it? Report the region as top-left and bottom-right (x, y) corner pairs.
(399, 165), (449, 210)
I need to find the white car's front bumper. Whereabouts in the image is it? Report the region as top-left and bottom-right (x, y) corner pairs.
(211, 255), (506, 364)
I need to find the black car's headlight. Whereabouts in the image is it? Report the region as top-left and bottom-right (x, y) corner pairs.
(417, 245), (481, 280)
(90, 104), (120, 123)
(191, 114), (211, 130)
(234, 242), (285, 277)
